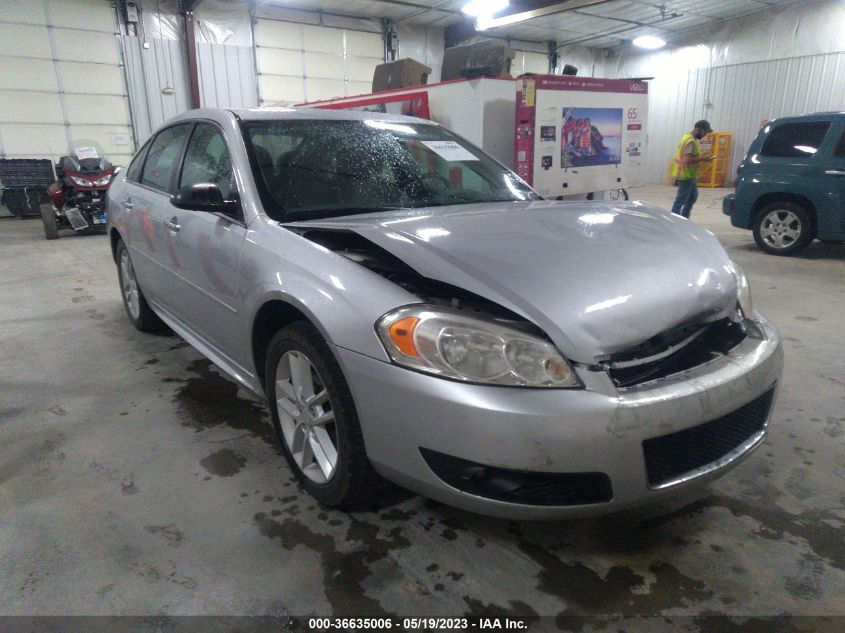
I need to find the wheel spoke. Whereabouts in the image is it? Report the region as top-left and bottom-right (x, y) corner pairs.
(275, 394), (299, 418)
(275, 377), (296, 401)
(288, 352), (315, 402)
(309, 427), (337, 479)
(305, 390), (329, 407)
(299, 429), (315, 468)
(311, 409), (335, 426)
(784, 228), (800, 240)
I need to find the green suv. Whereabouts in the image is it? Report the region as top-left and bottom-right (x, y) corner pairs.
(723, 112), (845, 255)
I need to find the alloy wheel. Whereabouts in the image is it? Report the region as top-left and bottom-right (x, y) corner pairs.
(274, 350), (338, 484)
(120, 249), (141, 320)
(759, 209), (802, 250)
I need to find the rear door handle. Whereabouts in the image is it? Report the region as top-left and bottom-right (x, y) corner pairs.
(164, 218), (181, 233)
(123, 197), (133, 209)
(824, 170), (845, 176)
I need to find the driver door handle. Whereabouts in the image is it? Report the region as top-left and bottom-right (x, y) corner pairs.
(123, 198), (133, 209)
(164, 218), (181, 233)
(824, 170), (845, 176)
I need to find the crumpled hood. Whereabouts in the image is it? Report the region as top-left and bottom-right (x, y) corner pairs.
(287, 200), (740, 363)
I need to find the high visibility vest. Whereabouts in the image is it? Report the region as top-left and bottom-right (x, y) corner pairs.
(672, 132), (701, 180)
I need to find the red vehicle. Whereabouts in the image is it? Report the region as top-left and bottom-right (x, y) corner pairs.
(41, 144), (117, 240)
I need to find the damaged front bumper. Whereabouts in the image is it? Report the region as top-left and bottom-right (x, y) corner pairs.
(336, 314), (783, 519)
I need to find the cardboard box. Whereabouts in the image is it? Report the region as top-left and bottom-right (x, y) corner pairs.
(441, 41), (515, 82)
(372, 58), (431, 92)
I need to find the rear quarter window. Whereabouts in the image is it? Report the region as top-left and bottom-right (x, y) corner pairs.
(760, 121), (831, 158)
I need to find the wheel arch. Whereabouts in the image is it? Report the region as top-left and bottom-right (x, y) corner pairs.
(251, 297), (328, 392)
(752, 192), (817, 234)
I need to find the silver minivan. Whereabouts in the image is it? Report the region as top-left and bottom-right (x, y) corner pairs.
(107, 108), (783, 519)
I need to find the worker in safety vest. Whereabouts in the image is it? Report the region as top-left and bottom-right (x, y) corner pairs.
(670, 120), (714, 218)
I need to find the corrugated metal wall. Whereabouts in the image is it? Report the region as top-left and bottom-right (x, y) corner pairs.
(641, 51), (845, 185)
(709, 53), (845, 181)
(121, 36), (191, 146)
(196, 43), (258, 109)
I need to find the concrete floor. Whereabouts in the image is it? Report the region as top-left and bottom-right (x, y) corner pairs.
(1, 185), (843, 630)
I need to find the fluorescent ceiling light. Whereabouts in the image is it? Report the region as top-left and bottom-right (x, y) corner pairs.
(633, 35), (666, 49)
(463, 0), (508, 18)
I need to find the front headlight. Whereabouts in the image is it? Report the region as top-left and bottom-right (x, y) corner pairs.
(70, 175), (93, 187)
(731, 262), (753, 318)
(94, 174), (112, 186)
(376, 305), (581, 388)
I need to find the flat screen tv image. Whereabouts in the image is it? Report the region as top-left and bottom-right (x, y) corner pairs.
(561, 107), (623, 168)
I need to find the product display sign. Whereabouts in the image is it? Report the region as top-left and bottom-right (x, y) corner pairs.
(515, 76), (648, 197)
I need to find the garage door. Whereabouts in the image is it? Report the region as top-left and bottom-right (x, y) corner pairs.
(254, 18), (383, 105)
(0, 0), (134, 166)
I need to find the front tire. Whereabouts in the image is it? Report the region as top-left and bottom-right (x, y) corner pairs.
(265, 321), (381, 508)
(41, 205), (59, 240)
(115, 239), (167, 332)
(753, 202), (814, 255)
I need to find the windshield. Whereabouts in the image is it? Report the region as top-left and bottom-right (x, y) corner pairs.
(242, 119), (537, 221)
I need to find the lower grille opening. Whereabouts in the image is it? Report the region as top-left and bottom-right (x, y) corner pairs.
(420, 448), (612, 506)
(607, 317), (748, 388)
(643, 387), (775, 488)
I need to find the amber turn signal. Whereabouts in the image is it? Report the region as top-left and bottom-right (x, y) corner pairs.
(388, 316), (420, 357)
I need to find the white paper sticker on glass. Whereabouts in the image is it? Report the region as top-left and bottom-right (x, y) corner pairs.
(421, 140), (479, 161)
(75, 146), (99, 160)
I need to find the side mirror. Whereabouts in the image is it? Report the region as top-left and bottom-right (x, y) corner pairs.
(171, 183), (237, 213)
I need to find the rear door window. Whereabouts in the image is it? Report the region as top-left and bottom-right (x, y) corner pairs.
(760, 121), (831, 158)
(141, 124), (190, 192)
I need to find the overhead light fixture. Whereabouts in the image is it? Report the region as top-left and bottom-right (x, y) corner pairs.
(633, 35), (666, 50)
(462, 0), (508, 18)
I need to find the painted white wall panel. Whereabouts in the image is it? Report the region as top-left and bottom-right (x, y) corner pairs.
(306, 78), (346, 101)
(52, 29), (119, 63)
(258, 48), (303, 76)
(255, 20), (301, 47)
(346, 57), (379, 83)
(47, 0), (114, 32)
(1, 125), (68, 157)
(302, 25), (343, 54)
(69, 124), (134, 164)
(259, 75), (305, 104)
(60, 62), (125, 95)
(255, 17), (386, 105)
(0, 24), (52, 58)
(0, 93), (63, 123)
(347, 81), (371, 97)
(345, 30), (382, 57)
(64, 94), (127, 125)
(0, 2), (46, 24)
(0, 0), (133, 163)
(0, 58), (59, 91)
(304, 52), (345, 79)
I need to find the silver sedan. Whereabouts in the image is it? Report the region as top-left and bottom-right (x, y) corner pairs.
(107, 108), (783, 519)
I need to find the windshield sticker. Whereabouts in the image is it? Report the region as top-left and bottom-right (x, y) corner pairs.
(421, 140), (479, 161)
(75, 146), (99, 160)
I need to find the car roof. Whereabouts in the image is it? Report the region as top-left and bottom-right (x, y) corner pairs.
(766, 111), (845, 125)
(169, 107), (438, 126)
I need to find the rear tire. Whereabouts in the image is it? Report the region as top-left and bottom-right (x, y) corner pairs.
(40, 205), (59, 240)
(115, 239), (168, 332)
(752, 202), (814, 256)
(265, 321), (382, 508)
